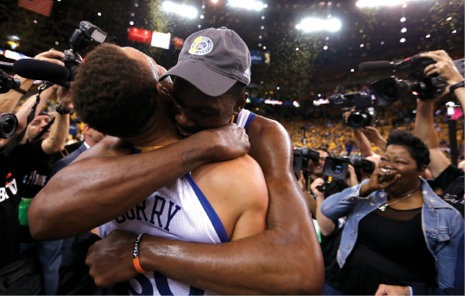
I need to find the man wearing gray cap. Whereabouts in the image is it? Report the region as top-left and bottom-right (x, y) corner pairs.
(32, 27), (324, 294)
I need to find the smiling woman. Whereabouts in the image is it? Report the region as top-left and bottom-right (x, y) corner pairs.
(321, 131), (464, 295)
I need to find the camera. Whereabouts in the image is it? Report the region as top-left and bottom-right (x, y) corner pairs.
(329, 88), (376, 128)
(322, 154), (375, 180)
(361, 54), (461, 104)
(0, 69), (21, 94)
(293, 147), (320, 174)
(60, 21), (108, 81)
(0, 112), (18, 139)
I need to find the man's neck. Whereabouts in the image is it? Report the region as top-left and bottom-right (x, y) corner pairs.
(124, 116), (180, 148)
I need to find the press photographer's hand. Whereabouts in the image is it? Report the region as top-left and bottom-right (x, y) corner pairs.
(310, 178), (325, 198)
(421, 50), (463, 86)
(34, 49), (65, 67)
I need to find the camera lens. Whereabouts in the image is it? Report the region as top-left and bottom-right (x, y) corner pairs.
(0, 113), (19, 139)
(334, 165), (343, 174)
(347, 113), (367, 128)
(383, 84), (398, 98)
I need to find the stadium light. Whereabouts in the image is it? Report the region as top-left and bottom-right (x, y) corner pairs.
(229, 0), (264, 12)
(296, 18), (342, 33)
(162, 1), (198, 19)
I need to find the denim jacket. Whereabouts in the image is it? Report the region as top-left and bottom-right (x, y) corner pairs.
(321, 179), (464, 289)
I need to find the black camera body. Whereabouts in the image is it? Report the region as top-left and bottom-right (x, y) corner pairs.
(322, 154), (375, 180)
(329, 90), (376, 128)
(0, 112), (18, 139)
(60, 21), (108, 81)
(293, 147), (320, 174)
(0, 69), (21, 94)
(369, 54), (456, 104)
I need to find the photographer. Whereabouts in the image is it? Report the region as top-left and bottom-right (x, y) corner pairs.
(321, 131), (463, 294)
(0, 49), (68, 294)
(421, 50), (464, 111)
(6, 85), (70, 295)
(413, 51), (464, 201)
(312, 178), (350, 295)
(297, 147), (330, 193)
(344, 110), (381, 166)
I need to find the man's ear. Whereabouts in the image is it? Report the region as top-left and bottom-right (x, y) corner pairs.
(156, 83), (172, 102)
(233, 92), (248, 115)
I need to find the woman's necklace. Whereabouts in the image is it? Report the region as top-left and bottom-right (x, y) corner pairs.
(378, 186), (421, 212)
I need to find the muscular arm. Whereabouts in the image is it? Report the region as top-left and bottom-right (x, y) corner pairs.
(135, 117), (324, 294)
(414, 99), (450, 178)
(29, 125), (249, 240)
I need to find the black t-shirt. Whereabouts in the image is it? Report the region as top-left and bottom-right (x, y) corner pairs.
(320, 218), (344, 290)
(7, 139), (54, 199)
(0, 154), (22, 268)
(435, 164), (464, 197)
(7, 139), (55, 243)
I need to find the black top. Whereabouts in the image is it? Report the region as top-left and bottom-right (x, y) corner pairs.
(340, 207), (437, 295)
(435, 164), (464, 197)
(7, 139), (54, 199)
(7, 139), (54, 243)
(320, 218), (344, 290)
(0, 154), (22, 268)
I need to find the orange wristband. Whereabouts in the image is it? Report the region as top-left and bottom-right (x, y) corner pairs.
(133, 256), (146, 273)
(133, 233), (146, 273)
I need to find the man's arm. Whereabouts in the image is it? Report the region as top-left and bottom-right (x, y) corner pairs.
(28, 124), (250, 240)
(40, 86), (71, 154)
(414, 98), (450, 178)
(14, 85), (57, 132)
(87, 117), (324, 294)
(0, 76), (34, 113)
(353, 128), (374, 157)
(362, 126), (387, 151)
(0, 50), (65, 114)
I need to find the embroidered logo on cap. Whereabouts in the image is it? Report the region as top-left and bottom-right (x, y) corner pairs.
(188, 36), (214, 55)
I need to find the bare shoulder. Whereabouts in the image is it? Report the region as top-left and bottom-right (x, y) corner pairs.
(192, 154), (269, 239)
(192, 154), (268, 210)
(193, 154), (266, 190)
(248, 115), (288, 137)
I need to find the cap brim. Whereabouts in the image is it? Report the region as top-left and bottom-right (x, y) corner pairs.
(159, 61), (236, 97)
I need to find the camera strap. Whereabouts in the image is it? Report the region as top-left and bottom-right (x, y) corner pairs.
(0, 83), (52, 156)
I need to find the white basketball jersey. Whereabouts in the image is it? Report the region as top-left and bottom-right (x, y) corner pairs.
(233, 109), (256, 129)
(98, 173), (228, 295)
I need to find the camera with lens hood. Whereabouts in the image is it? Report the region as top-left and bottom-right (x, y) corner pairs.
(329, 87), (375, 128)
(360, 54), (464, 104)
(60, 21), (108, 81)
(293, 147), (320, 174)
(322, 154), (375, 180)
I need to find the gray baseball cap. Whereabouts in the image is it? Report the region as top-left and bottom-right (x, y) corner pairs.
(159, 27), (251, 97)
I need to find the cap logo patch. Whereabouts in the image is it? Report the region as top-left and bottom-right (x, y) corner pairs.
(188, 36), (214, 55)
